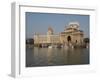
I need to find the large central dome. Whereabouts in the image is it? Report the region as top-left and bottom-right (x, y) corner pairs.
(68, 22), (80, 29)
(47, 27), (54, 35)
(48, 27), (53, 32)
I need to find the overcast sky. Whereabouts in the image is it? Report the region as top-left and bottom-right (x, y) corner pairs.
(26, 12), (89, 39)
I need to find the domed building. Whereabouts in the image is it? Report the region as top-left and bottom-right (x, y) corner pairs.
(60, 22), (84, 45)
(34, 27), (60, 45)
(33, 22), (84, 46)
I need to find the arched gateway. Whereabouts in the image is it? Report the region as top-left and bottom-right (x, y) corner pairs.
(67, 36), (71, 42)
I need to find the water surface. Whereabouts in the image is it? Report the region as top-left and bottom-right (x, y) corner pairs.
(26, 47), (89, 67)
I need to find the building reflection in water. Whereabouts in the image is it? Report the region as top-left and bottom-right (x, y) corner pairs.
(26, 47), (89, 67)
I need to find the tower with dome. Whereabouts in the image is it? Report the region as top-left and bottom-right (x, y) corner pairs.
(34, 22), (84, 46)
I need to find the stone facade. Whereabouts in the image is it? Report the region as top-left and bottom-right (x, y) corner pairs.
(33, 22), (84, 45)
(60, 22), (84, 45)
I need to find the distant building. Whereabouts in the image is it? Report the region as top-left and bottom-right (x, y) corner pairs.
(33, 22), (84, 45)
